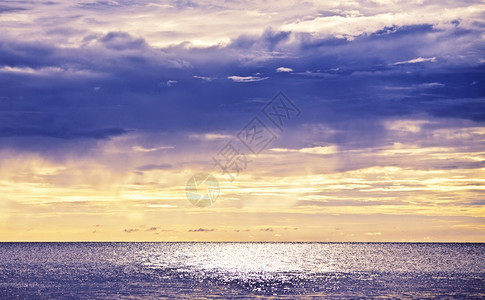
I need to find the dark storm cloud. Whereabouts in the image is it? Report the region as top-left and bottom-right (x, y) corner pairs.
(0, 5), (27, 13)
(100, 32), (148, 51)
(230, 28), (290, 51)
(0, 126), (128, 139)
(0, 18), (484, 153)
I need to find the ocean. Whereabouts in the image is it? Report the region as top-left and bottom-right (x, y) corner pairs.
(0, 243), (484, 299)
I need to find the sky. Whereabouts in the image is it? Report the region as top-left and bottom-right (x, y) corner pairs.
(0, 0), (484, 242)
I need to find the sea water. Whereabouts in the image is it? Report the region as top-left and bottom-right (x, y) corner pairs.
(0, 243), (484, 299)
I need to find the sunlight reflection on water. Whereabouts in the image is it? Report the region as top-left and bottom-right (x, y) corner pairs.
(1, 243), (484, 298)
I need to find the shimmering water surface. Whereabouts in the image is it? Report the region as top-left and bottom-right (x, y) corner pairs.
(0, 243), (484, 299)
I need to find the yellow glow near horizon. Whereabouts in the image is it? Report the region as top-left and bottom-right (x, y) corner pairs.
(0, 118), (484, 242)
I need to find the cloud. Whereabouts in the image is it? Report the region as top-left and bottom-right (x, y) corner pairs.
(123, 228), (139, 233)
(270, 146), (338, 155)
(164, 80), (177, 87)
(227, 76), (269, 82)
(0, 15), (483, 147)
(100, 32), (147, 51)
(364, 232), (382, 236)
(132, 145), (174, 152)
(189, 133), (231, 140)
(0, 66), (41, 74)
(188, 228), (215, 232)
(296, 200), (408, 207)
(393, 57), (437, 65)
(276, 67), (293, 72)
(0, 5), (27, 13)
(384, 119), (432, 133)
(0, 66), (102, 77)
(136, 163), (173, 171)
(416, 82), (445, 88)
(0, 127), (128, 139)
(147, 204), (177, 208)
(193, 75), (213, 81)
